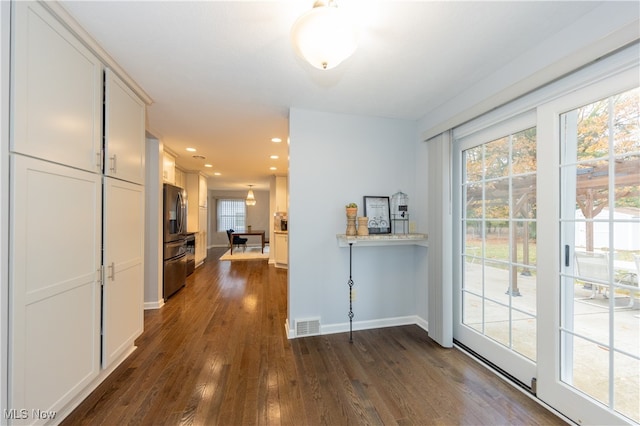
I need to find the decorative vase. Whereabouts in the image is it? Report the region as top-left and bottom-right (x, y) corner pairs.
(346, 207), (357, 236)
(357, 217), (369, 236)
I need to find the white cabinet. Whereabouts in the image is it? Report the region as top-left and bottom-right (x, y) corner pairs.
(196, 206), (208, 265)
(162, 151), (176, 185)
(186, 173), (208, 266)
(104, 68), (146, 185)
(10, 155), (102, 413)
(276, 176), (288, 211)
(175, 167), (185, 189)
(11, 1), (102, 173)
(275, 232), (288, 268)
(9, 3), (147, 419)
(102, 178), (144, 368)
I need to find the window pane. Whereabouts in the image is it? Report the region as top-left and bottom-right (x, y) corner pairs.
(512, 128), (537, 175)
(613, 87), (640, 156)
(485, 136), (510, 179)
(577, 99), (610, 161)
(465, 146), (483, 182)
(465, 183), (483, 218)
(217, 199), (246, 232)
(485, 178), (509, 219)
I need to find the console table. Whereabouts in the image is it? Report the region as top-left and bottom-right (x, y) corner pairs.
(336, 233), (428, 342)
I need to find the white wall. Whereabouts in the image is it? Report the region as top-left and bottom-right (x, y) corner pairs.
(143, 136), (163, 309)
(288, 108), (428, 335)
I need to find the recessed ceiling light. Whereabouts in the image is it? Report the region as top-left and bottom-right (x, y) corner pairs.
(186, 147), (196, 152)
(270, 167), (277, 171)
(270, 155), (279, 159)
(214, 172), (221, 176)
(204, 164), (213, 168)
(271, 138), (282, 143)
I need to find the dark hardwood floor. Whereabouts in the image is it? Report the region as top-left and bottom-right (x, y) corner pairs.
(62, 247), (564, 425)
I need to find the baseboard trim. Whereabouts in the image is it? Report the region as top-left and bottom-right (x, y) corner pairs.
(55, 345), (137, 424)
(144, 299), (165, 310)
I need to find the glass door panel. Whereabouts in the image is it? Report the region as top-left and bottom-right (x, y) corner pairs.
(559, 87), (639, 423)
(457, 125), (538, 385)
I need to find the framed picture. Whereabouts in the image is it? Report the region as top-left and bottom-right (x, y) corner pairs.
(363, 196), (391, 234)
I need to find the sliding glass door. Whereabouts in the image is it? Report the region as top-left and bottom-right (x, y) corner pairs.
(453, 113), (538, 387)
(537, 70), (639, 424)
(454, 63), (638, 424)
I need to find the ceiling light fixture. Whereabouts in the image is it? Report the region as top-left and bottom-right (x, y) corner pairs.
(186, 147), (196, 152)
(271, 137), (282, 143)
(270, 155), (279, 159)
(204, 164), (213, 168)
(290, 0), (358, 70)
(246, 185), (256, 206)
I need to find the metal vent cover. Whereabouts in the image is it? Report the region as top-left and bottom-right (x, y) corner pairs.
(295, 318), (321, 337)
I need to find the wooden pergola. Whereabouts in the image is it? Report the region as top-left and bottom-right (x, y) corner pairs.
(466, 157), (640, 296)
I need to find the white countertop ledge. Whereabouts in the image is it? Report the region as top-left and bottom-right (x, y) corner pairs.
(336, 233), (428, 247)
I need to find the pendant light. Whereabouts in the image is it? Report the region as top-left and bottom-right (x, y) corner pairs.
(290, 0), (358, 70)
(246, 185), (256, 206)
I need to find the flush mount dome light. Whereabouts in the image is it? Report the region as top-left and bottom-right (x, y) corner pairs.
(290, 0), (358, 70)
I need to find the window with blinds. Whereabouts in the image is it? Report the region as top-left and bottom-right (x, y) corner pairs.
(217, 199), (246, 232)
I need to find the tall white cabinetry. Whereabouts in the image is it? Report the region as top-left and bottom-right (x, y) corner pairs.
(186, 173), (208, 266)
(9, 2), (146, 420)
(104, 69), (146, 185)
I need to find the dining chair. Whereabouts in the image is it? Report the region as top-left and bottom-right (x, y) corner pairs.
(226, 229), (247, 252)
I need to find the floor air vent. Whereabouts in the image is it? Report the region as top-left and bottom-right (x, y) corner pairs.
(295, 318), (320, 337)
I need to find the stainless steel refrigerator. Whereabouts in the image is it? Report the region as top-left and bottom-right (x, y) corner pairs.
(163, 183), (187, 299)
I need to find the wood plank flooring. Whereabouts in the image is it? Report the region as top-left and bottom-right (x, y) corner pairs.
(61, 247), (564, 425)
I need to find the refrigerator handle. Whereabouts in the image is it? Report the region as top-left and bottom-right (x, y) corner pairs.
(177, 192), (183, 234)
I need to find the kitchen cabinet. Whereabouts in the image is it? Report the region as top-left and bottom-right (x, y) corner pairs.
(175, 167), (185, 189)
(104, 68), (146, 185)
(10, 155), (102, 413)
(275, 176), (288, 211)
(162, 151), (176, 185)
(274, 232), (288, 269)
(11, 0), (102, 173)
(196, 206), (208, 266)
(8, 2), (147, 420)
(102, 178), (144, 368)
(186, 173), (208, 266)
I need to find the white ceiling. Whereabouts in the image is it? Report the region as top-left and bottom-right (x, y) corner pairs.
(59, 0), (603, 190)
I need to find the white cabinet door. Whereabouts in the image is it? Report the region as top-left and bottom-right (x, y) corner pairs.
(198, 175), (207, 207)
(102, 178), (144, 368)
(162, 152), (176, 184)
(12, 1), (102, 172)
(104, 69), (146, 185)
(10, 155), (102, 413)
(275, 233), (288, 267)
(195, 207), (208, 265)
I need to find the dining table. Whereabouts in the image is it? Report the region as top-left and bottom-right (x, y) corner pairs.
(231, 229), (266, 255)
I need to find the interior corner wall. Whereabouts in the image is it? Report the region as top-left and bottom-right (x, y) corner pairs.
(143, 137), (164, 309)
(288, 108), (424, 334)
